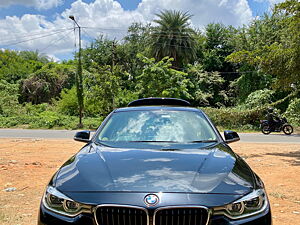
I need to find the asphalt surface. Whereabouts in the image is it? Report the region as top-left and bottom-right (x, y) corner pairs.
(0, 129), (299, 143)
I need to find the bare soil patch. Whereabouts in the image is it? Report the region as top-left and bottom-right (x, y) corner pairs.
(0, 139), (299, 225)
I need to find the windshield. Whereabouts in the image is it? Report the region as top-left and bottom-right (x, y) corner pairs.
(97, 110), (217, 143)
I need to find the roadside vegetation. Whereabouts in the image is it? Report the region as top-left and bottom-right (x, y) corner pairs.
(0, 0), (299, 130)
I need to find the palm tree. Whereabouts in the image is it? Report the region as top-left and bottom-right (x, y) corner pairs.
(151, 10), (196, 68)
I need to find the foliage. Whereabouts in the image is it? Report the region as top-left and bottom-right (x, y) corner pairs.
(0, 80), (21, 116)
(284, 98), (300, 126)
(24, 103), (49, 116)
(20, 63), (76, 104)
(203, 107), (265, 129)
(0, 49), (46, 83)
(230, 66), (273, 103)
(242, 89), (275, 109)
(150, 10), (196, 68)
(56, 86), (78, 116)
(186, 63), (227, 106)
(84, 65), (122, 116)
(201, 23), (236, 73)
(0, 111), (102, 130)
(227, 0), (300, 90)
(82, 36), (115, 70)
(136, 54), (191, 99)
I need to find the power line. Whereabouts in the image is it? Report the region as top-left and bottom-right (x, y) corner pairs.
(0, 28), (73, 43)
(0, 29), (73, 48)
(83, 26), (128, 32)
(81, 28), (99, 42)
(39, 30), (73, 53)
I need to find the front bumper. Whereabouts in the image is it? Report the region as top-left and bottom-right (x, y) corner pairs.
(38, 203), (272, 225)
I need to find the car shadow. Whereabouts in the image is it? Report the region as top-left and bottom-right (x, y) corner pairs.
(265, 151), (300, 166)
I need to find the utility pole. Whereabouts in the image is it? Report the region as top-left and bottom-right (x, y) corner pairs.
(69, 15), (84, 128)
(111, 40), (116, 108)
(111, 40), (116, 73)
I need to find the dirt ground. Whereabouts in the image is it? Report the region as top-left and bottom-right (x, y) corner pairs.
(0, 139), (299, 225)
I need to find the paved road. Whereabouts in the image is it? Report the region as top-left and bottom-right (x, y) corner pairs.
(0, 129), (299, 143)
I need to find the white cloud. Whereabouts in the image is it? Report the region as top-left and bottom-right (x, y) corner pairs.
(0, 0), (254, 60)
(267, 0), (285, 4)
(0, 14), (74, 56)
(0, 0), (63, 10)
(254, 0), (285, 5)
(46, 53), (60, 62)
(137, 0), (252, 27)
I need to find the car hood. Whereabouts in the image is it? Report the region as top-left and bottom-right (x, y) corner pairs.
(55, 143), (255, 196)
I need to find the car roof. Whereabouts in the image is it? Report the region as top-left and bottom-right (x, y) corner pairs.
(116, 98), (202, 113)
(115, 106), (202, 113)
(128, 97), (191, 107)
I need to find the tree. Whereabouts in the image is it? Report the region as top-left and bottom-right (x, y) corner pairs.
(120, 23), (152, 79)
(201, 23), (237, 75)
(84, 65), (122, 116)
(227, 0), (300, 90)
(186, 63), (227, 106)
(136, 54), (191, 99)
(150, 10), (196, 68)
(81, 36), (116, 70)
(0, 49), (45, 83)
(21, 63), (76, 104)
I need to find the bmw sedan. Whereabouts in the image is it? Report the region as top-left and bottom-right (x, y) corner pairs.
(38, 98), (272, 225)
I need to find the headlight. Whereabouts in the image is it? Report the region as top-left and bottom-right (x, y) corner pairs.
(213, 189), (268, 219)
(43, 186), (92, 217)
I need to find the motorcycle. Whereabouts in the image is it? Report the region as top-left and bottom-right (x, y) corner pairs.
(260, 117), (293, 135)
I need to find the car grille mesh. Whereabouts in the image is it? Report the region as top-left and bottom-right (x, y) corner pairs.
(154, 208), (209, 225)
(95, 206), (209, 225)
(95, 206), (148, 225)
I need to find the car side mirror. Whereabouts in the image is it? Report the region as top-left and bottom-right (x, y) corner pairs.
(224, 130), (240, 144)
(74, 131), (90, 143)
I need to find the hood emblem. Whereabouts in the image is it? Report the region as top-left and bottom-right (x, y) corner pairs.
(144, 194), (159, 206)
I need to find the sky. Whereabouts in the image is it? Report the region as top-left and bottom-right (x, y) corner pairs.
(0, 0), (285, 61)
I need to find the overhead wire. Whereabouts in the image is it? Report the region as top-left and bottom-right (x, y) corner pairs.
(0, 28), (74, 43)
(0, 28), (74, 48)
(81, 28), (99, 42)
(39, 29), (74, 53)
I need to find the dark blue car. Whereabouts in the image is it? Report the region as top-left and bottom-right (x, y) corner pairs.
(38, 98), (272, 225)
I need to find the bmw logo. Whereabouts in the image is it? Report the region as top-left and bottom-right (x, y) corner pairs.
(144, 194), (159, 206)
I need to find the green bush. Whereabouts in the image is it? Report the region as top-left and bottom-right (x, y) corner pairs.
(0, 80), (22, 116)
(202, 107), (265, 130)
(242, 89), (274, 109)
(24, 103), (49, 116)
(284, 98), (300, 126)
(0, 112), (103, 130)
(56, 86), (78, 116)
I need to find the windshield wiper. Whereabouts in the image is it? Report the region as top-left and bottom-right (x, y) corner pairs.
(189, 140), (218, 143)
